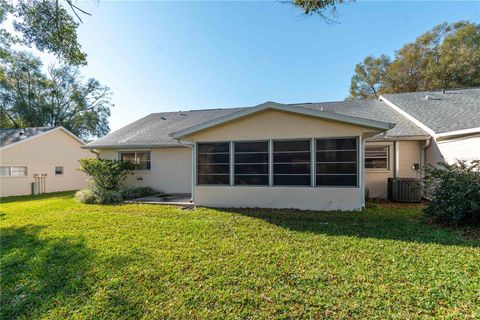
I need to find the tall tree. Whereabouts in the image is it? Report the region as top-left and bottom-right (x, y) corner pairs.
(1, 51), (111, 139)
(292, 0), (351, 21)
(348, 21), (480, 99)
(1, 0), (89, 66)
(348, 55), (389, 99)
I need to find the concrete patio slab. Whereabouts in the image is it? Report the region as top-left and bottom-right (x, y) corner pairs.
(125, 193), (193, 207)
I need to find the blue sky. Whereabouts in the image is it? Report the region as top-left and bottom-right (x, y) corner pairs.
(33, 1), (480, 130)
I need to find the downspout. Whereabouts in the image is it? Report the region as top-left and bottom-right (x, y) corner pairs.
(177, 141), (195, 204)
(420, 138), (431, 179)
(393, 141), (399, 178)
(360, 136), (365, 209)
(420, 138), (431, 198)
(89, 149), (99, 158)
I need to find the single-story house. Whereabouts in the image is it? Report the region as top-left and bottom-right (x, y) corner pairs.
(83, 88), (480, 211)
(0, 126), (95, 197)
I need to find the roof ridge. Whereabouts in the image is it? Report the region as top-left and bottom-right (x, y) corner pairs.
(383, 87), (480, 96)
(293, 104), (394, 124)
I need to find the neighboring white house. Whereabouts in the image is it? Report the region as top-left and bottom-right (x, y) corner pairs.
(0, 127), (95, 197)
(83, 88), (480, 211)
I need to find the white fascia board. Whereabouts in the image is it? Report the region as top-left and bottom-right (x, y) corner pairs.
(81, 144), (190, 149)
(366, 135), (431, 142)
(57, 126), (86, 145)
(1, 127), (84, 150)
(435, 127), (480, 139)
(172, 102), (394, 139)
(379, 95), (436, 137)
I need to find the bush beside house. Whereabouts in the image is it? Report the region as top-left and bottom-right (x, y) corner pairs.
(76, 159), (156, 204)
(424, 160), (480, 225)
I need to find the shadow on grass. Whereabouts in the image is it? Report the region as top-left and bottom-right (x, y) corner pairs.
(0, 225), (94, 319)
(222, 207), (480, 248)
(0, 191), (76, 204)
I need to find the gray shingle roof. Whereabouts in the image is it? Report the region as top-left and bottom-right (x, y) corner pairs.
(84, 99), (431, 149)
(0, 127), (56, 148)
(382, 88), (480, 134)
(85, 108), (245, 148)
(292, 100), (428, 138)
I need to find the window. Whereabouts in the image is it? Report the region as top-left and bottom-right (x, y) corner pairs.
(55, 166), (64, 175)
(234, 141), (269, 185)
(365, 146), (389, 170)
(0, 167), (10, 176)
(273, 140), (311, 186)
(120, 151), (151, 170)
(0, 166), (27, 177)
(197, 142), (230, 185)
(316, 138), (357, 186)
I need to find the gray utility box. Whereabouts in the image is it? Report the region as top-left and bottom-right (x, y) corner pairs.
(388, 178), (422, 202)
(31, 181), (39, 195)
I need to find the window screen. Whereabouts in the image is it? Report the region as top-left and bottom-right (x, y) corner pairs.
(273, 140), (311, 186)
(197, 142), (230, 185)
(120, 151), (151, 170)
(0, 166), (11, 176)
(11, 166), (27, 176)
(316, 138), (357, 186)
(365, 146), (389, 170)
(136, 152), (151, 170)
(234, 141), (269, 185)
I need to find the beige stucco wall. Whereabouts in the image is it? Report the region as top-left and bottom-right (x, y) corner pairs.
(194, 186), (363, 211)
(183, 109), (385, 211)
(98, 147), (192, 193)
(364, 141), (394, 199)
(0, 129), (95, 197)
(364, 140), (422, 199)
(185, 109), (378, 141)
(398, 140), (422, 179)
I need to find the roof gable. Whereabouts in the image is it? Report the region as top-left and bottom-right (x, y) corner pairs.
(0, 127), (84, 149)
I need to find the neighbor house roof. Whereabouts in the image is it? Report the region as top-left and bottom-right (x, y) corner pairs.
(1, 127), (56, 148)
(84, 98), (431, 149)
(0, 126), (85, 149)
(380, 88), (480, 136)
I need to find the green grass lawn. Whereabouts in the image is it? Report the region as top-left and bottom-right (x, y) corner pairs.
(1, 192), (479, 319)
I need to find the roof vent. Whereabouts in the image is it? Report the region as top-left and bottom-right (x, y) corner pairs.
(442, 89), (445, 94)
(425, 95), (429, 100)
(160, 116), (167, 120)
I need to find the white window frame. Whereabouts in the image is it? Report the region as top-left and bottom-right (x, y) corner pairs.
(272, 139), (312, 187)
(119, 151), (151, 171)
(365, 145), (390, 171)
(233, 140), (270, 186)
(196, 142), (231, 185)
(0, 166), (28, 177)
(315, 137), (359, 188)
(194, 136), (361, 189)
(55, 166), (64, 175)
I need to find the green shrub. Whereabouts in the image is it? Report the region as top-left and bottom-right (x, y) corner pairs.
(424, 160), (480, 225)
(94, 189), (123, 204)
(133, 186), (157, 197)
(120, 187), (137, 200)
(75, 189), (97, 204)
(120, 186), (157, 200)
(78, 158), (135, 191)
